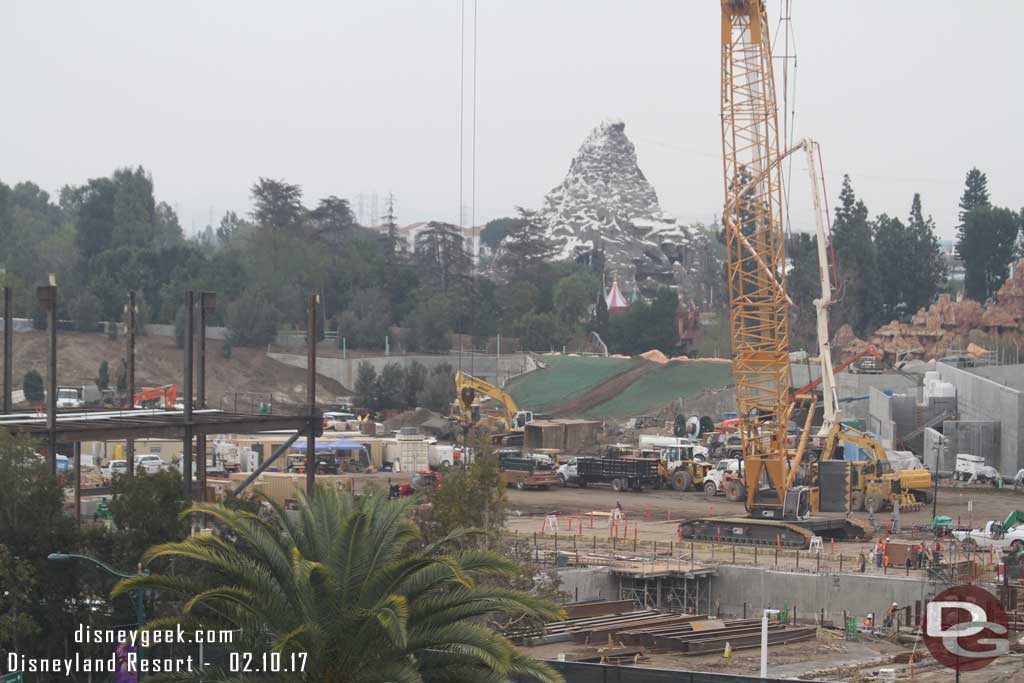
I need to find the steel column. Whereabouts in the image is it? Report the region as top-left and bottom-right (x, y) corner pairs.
(182, 290), (194, 499)
(73, 441), (81, 522)
(306, 294), (318, 496)
(126, 291), (135, 476)
(37, 282), (58, 473)
(3, 287), (11, 414)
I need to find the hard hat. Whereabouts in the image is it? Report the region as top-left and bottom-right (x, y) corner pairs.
(892, 602), (898, 606)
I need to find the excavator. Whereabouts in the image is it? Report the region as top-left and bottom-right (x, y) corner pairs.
(133, 384), (178, 410)
(453, 371), (534, 441)
(678, 1), (872, 547)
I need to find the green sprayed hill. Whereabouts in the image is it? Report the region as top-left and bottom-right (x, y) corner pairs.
(507, 355), (733, 420)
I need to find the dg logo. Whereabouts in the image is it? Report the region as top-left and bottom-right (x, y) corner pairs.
(923, 585), (1009, 672)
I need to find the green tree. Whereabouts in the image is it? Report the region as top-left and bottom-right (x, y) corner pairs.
(96, 360), (110, 390)
(310, 195), (357, 247)
(480, 216), (527, 251)
(251, 177), (305, 232)
(905, 193), (946, 313)
(69, 290), (102, 332)
(957, 205), (1021, 300)
(427, 453), (506, 543)
(958, 167), (990, 225)
(107, 469), (186, 567)
(515, 311), (561, 352)
(414, 222), (471, 293)
(417, 363), (455, 413)
(785, 232), (820, 349)
(336, 287), (391, 350)
(226, 291), (282, 347)
(0, 433), (81, 659)
(553, 271), (600, 328)
(873, 214), (911, 321)
(402, 360), (428, 407)
(495, 208), (557, 280)
(354, 362), (379, 411)
(113, 490), (561, 683)
(403, 296), (452, 352)
(22, 370), (43, 402)
(830, 175), (880, 335)
(378, 362), (405, 409)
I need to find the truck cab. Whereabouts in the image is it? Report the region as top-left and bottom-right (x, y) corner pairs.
(56, 386), (83, 409)
(703, 458), (744, 498)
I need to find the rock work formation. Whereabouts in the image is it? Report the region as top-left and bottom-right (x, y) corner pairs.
(537, 120), (695, 290)
(837, 258), (1024, 361)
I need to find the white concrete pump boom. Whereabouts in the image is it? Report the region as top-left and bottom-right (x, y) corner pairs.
(801, 139), (839, 436)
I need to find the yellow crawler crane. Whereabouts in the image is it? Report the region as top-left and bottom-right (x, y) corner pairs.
(677, 1), (870, 547)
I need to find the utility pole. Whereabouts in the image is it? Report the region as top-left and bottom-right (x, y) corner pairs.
(3, 286), (12, 414)
(306, 294), (319, 496)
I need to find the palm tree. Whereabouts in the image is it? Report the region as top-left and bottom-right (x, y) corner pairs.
(112, 489), (563, 683)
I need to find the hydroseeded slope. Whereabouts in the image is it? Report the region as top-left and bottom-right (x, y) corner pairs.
(506, 355), (641, 411)
(582, 361), (734, 419)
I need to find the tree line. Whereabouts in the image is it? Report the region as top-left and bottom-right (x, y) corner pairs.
(0, 170), (683, 357)
(785, 167), (1022, 347)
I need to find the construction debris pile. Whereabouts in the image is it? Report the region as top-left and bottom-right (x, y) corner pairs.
(838, 258), (1024, 361)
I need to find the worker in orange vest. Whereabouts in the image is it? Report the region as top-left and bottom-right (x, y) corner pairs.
(863, 613), (874, 628)
(884, 602), (899, 628)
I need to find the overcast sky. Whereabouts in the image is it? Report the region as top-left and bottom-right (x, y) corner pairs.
(3, 1), (1021, 240)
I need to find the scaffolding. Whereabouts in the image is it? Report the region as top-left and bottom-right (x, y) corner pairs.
(618, 571), (714, 616)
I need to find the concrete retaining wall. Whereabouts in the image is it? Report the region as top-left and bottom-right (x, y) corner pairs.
(937, 362), (1022, 474)
(269, 351), (539, 389)
(556, 567), (619, 603)
(709, 565), (937, 625)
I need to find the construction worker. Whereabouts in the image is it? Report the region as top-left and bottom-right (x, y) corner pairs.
(858, 551), (867, 573)
(884, 602), (899, 628)
(874, 541), (884, 568)
(863, 612), (873, 629)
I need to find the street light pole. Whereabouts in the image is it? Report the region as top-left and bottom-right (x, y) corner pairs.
(48, 553), (147, 677)
(761, 608), (780, 679)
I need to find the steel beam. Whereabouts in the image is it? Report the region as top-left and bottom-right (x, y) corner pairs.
(182, 290), (194, 499)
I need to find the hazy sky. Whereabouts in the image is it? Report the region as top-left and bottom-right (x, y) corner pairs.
(3, 1), (1021, 239)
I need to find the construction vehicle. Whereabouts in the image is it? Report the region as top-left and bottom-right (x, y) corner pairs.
(453, 371), (533, 437)
(133, 384), (178, 410)
(497, 451), (558, 490)
(954, 511), (1024, 551)
(557, 456), (660, 492)
(677, 2), (870, 547)
(641, 443), (712, 491)
(702, 458), (745, 500)
(821, 426), (933, 512)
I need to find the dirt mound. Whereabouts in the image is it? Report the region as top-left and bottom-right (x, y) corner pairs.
(548, 361), (659, 416)
(639, 349), (669, 364)
(11, 331), (347, 407)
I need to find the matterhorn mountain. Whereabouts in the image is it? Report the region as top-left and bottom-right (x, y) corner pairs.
(536, 120), (695, 290)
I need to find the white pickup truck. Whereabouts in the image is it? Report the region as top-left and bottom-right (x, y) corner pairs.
(954, 517), (1024, 551)
(703, 457), (745, 500)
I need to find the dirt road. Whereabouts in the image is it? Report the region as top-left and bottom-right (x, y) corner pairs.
(505, 479), (1023, 532)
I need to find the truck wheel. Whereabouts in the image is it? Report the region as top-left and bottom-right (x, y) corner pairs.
(864, 493), (885, 514)
(611, 478), (624, 492)
(704, 481), (717, 498)
(559, 474), (567, 487)
(516, 479), (526, 491)
(1010, 539), (1023, 552)
(673, 470), (694, 492)
(850, 490), (865, 512)
(725, 480), (745, 502)
(960, 537), (977, 551)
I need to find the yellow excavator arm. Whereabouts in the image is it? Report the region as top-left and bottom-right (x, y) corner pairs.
(454, 371), (530, 431)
